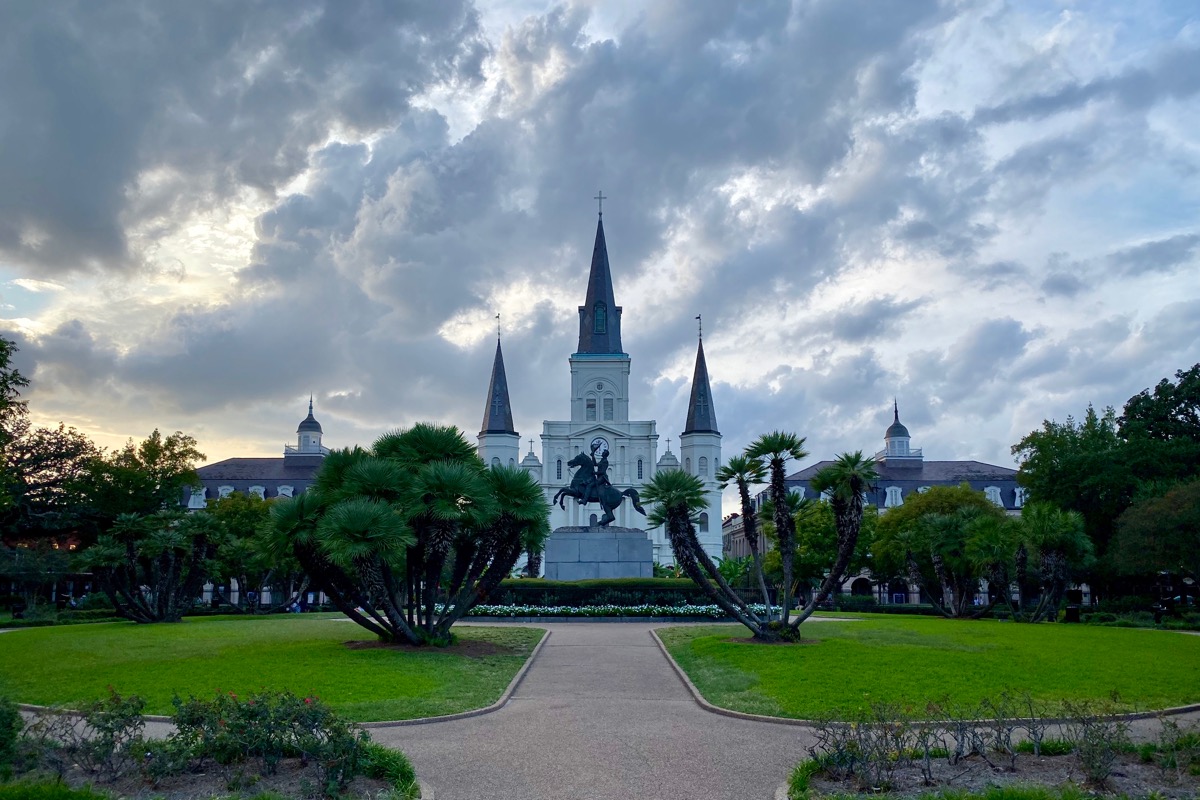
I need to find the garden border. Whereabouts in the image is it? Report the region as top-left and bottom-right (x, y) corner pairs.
(649, 626), (1200, 727)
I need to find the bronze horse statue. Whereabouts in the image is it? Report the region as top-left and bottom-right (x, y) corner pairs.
(552, 451), (646, 527)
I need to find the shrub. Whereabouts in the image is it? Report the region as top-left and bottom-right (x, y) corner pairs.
(0, 696), (22, 778)
(492, 577), (705, 607)
(0, 781), (114, 800)
(1061, 698), (1131, 787)
(361, 742), (419, 798)
(21, 690), (145, 781)
(832, 595), (878, 613)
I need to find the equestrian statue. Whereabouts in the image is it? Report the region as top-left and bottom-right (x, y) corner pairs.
(551, 441), (646, 527)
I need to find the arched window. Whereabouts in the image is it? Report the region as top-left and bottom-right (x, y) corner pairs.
(637, 458), (643, 480)
(685, 457), (692, 473)
(586, 397), (597, 421)
(589, 513), (598, 527)
(699, 456), (708, 476)
(593, 302), (607, 334)
(248, 485), (265, 499)
(884, 486), (904, 508)
(556, 459), (562, 480)
(603, 397), (614, 420)
(508, 458), (515, 468)
(698, 512), (709, 533)
(491, 457), (501, 468)
(985, 486), (1003, 507)
(278, 485), (294, 498)
(218, 485), (234, 499)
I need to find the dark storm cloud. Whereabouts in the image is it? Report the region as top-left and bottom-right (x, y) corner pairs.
(1040, 271), (1088, 298)
(0, 0), (487, 278)
(826, 296), (925, 344)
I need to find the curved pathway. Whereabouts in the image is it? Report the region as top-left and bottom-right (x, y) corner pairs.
(371, 623), (812, 800)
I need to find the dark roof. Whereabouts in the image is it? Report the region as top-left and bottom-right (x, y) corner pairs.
(481, 339), (517, 435)
(297, 398), (322, 433)
(787, 460), (1018, 483)
(197, 458), (322, 481)
(683, 338), (719, 434)
(576, 217), (624, 355)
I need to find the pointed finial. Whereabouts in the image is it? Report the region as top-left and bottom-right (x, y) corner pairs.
(496, 312), (501, 340)
(308, 394), (314, 416)
(594, 190), (607, 217)
(696, 313), (702, 340)
(893, 397), (899, 423)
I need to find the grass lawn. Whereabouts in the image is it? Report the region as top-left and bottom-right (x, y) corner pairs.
(657, 617), (1200, 719)
(0, 615), (543, 722)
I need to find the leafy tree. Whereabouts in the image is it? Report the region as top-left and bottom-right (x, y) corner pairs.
(82, 429), (205, 523)
(716, 453), (772, 614)
(81, 510), (222, 623)
(207, 492), (308, 613)
(1012, 502), (1093, 622)
(1, 420), (100, 544)
(1111, 478), (1200, 582)
(265, 423), (549, 646)
(0, 337), (29, 450)
(873, 484), (1009, 618)
(0, 544), (71, 612)
(745, 431), (808, 624)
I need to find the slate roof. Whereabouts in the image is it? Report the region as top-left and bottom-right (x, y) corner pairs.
(683, 338), (719, 434)
(196, 457), (323, 481)
(576, 216), (625, 355)
(786, 460), (1017, 483)
(480, 338), (517, 435)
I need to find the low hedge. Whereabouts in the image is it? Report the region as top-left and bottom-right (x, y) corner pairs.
(489, 577), (706, 607)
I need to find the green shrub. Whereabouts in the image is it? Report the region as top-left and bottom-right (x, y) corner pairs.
(1095, 596), (1155, 615)
(1015, 737), (1075, 756)
(0, 696), (22, 778)
(832, 595), (878, 613)
(361, 742), (419, 798)
(491, 578), (705, 607)
(0, 781), (113, 800)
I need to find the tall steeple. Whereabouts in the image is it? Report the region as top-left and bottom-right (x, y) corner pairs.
(480, 338), (517, 435)
(576, 214), (624, 355)
(683, 330), (719, 434)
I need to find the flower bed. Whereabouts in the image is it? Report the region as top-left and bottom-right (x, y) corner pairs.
(466, 603), (758, 618)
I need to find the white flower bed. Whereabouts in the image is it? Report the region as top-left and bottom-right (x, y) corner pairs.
(465, 603), (782, 618)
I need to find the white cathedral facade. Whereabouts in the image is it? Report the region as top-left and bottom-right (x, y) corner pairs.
(475, 213), (723, 565)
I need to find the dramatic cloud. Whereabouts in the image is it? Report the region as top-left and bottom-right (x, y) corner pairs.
(1, 0), (1197, 514)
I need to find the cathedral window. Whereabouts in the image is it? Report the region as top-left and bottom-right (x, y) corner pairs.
(698, 512), (709, 533)
(586, 398), (597, 421)
(637, 459), (643, 480)
(556, 459), (562, 480)
(603, 397), (614, 420)
(699, 456), (708, 476)
(593, 302), (607, 334)
(491, 457), (501, 468)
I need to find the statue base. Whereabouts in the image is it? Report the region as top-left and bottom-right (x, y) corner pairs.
(542, 526), (654, 581)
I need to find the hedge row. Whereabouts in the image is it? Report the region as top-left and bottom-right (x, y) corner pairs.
(490, 578), (706, 607)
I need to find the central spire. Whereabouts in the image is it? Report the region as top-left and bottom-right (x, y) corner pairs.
(576, 214), (624, 355)
(683, 334), (719, 434)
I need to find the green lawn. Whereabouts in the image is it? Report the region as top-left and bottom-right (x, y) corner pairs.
(0, 615), (543, 722)
(657, 617), (1200, 719)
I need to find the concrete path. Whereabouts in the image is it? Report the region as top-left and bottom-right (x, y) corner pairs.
(371, 623), (812, 800)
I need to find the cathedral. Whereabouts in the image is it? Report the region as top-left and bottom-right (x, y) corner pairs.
(475, 211), (724, 565)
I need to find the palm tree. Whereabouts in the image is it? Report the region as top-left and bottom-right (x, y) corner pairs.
(1019, 502), (1092, 622)
(745, 432), (808, 623)
(642, 470), (770, 638)
(791, 451), (879, 626)
(716, 454), (772, 616)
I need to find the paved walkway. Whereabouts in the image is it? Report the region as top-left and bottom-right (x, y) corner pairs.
(371, 623), (812, 800)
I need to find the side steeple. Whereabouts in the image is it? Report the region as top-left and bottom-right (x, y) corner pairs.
(576, 214), (624, 355)
(683, 334), (719, 434)
(481, 338), (517, 436)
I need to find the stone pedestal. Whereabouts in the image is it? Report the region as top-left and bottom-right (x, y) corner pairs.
(543, 526), (654, 580)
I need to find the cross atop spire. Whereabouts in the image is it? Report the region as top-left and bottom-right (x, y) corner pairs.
(696, 313), (702, 340)
(594, 189), (607, 217)
(496, 312), (501, 340)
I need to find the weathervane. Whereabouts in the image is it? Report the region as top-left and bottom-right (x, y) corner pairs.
(496, 312), (501, 339)
(594, 190), (607, 217)
(696, 313), (702, 340)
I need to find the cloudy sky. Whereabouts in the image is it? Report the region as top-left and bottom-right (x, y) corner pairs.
(2, 0), (1197, 513)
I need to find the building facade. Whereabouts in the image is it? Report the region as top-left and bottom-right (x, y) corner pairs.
(476, 213), (723, 564)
